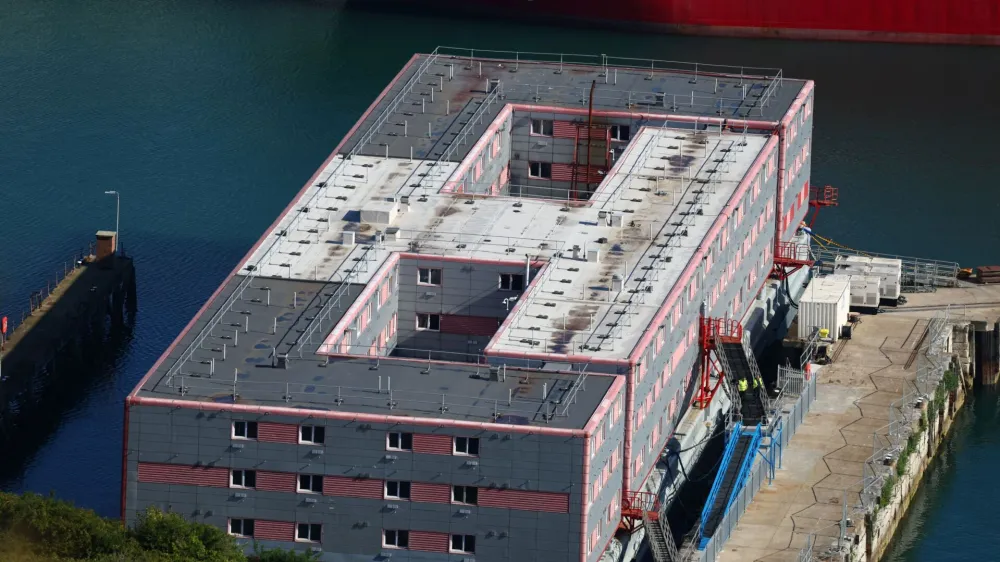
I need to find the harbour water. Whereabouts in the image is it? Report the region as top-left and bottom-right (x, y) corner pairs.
(1, 0), (998, 558)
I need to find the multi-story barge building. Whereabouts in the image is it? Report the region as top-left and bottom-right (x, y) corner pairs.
(123, 48), (816, 561)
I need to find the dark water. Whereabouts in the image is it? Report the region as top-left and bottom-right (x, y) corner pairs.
(1, 0), (998, 557)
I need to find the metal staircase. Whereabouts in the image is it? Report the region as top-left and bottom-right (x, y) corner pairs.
(643, 509), (679, 562)
(715, 333), (768, 426)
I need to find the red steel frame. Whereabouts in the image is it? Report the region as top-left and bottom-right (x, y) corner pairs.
(806, 184), (839, 228)
(620, 490), (661, 533)
(770, 241), (815, 282)
(693, 318), (743, 409)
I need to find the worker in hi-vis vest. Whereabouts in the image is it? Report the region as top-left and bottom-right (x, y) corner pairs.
(752, 376), (761, 389)
(738, 378), (748, 393)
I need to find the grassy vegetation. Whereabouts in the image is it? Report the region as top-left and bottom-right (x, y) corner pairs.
(0, 493), (316, 562)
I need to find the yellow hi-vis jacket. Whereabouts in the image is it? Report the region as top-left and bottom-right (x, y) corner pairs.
(738, 379), (748, 392)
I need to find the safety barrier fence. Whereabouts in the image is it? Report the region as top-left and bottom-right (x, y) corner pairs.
(694, 365), (817, 562)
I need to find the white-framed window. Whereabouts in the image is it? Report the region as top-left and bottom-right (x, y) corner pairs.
(528, 162), (552, 179)
(296, 523), (322, 543)
(232, 421), (258, 440)
(416, 313), (440, 331)
(229, 519), (254, 538)
(452, 485), (478, 505)
(387, 432), (413, 451)
(454, 436), (480, 456)
(297, 474), (324, 494)
(499, 273), (525, 291)
(299, 425), (325, 445)
(383, 529), (410, 548)
(610, 124), (631, 141)
(230, 470), (256, 489)
(530, 118), (553, 136)
(417, 267), (442, 286)
(451, 534), (476, 554)
(385, 480), (411, 500)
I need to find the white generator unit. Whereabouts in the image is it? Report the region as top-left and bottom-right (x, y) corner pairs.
(833, 255), (903, 301)
(869, 257), (903, 300)
(849, 275), (881, 309)
(798, 276), (851, 342)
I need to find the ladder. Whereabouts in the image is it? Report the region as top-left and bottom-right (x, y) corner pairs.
(643, 510), (679, 562)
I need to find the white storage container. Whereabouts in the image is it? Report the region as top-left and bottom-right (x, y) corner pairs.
(848, 275), (881, 309)
(797, 276), (851, 342)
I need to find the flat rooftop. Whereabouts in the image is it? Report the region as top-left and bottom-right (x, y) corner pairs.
(134, 48), (804, 418)
(136, 275), (612, 430)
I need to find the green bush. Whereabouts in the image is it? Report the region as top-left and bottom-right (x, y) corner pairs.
(943, 369), (959, 393)
(0, 492), (314, 562)
(896, 434), (919, 477)
(879, 475), (897, 507)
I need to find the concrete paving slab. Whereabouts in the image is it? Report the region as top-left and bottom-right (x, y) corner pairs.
(716, 285), (1000, 562)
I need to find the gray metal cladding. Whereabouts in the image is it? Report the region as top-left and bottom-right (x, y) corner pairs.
(394, 258), (537, 360)
(626, 137), (781, 485)
(781, 88), (814, 224)
(126, 403), (587, 560)
(584, 380), (626, 562)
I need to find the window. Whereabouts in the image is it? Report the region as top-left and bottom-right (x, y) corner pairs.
(231, 470), (256, 489)
(417, 267), (442, 285)
(385, 480), (411, 500)
(530, 118), (553, 136)
(528, 162), (552, 179)
(387, 432), (413, 451)
(299, 425), (325, 445)
(384, 530), (409, 548)
(610, 125), (631, 141)
(452, 485), (479, 505)
(298, 474), (324, 494)
(229, 519), (254, 538)
(454, 437), (480, 456)
(296, 523), (322, 543)
(451, 534), (476, 554)
(499, 273), (525, 291)
(416, 313), (440, 331)
(232, 421), (257, 439)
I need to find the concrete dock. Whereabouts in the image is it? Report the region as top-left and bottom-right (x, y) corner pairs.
(0, 231), (136, 436)
(717, 284), (1000, 562)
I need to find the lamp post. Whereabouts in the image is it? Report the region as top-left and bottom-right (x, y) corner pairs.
(104, 190), (119, 254)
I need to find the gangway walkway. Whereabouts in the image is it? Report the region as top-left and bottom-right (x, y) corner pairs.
(697, 423), (763, 549)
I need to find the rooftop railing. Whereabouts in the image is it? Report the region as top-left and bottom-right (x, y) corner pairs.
(169, 361), (593, 426)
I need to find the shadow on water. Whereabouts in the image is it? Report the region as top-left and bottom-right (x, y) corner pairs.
(0, 257), (138, 485)
(0, 320), (136, 484)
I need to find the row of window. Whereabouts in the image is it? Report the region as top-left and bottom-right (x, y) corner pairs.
(232, 424), (481, 456)
(232, 421), (325, 444)
(417, 267), (524, 291)
(228, 520), (476, 553)
(230, 469), (480, 504)
(528, 119), (631, 142)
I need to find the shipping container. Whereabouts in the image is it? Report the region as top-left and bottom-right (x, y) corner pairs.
(798, 276), (850, 342)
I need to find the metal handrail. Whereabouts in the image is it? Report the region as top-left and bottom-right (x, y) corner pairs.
(434, 46), (783, 80)
(161, 53), (448, 383)
(294, 245), (377, 357)
(173, 376), (562, 422)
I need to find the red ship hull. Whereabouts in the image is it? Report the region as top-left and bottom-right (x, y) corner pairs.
(356, 0), (1000, 45)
